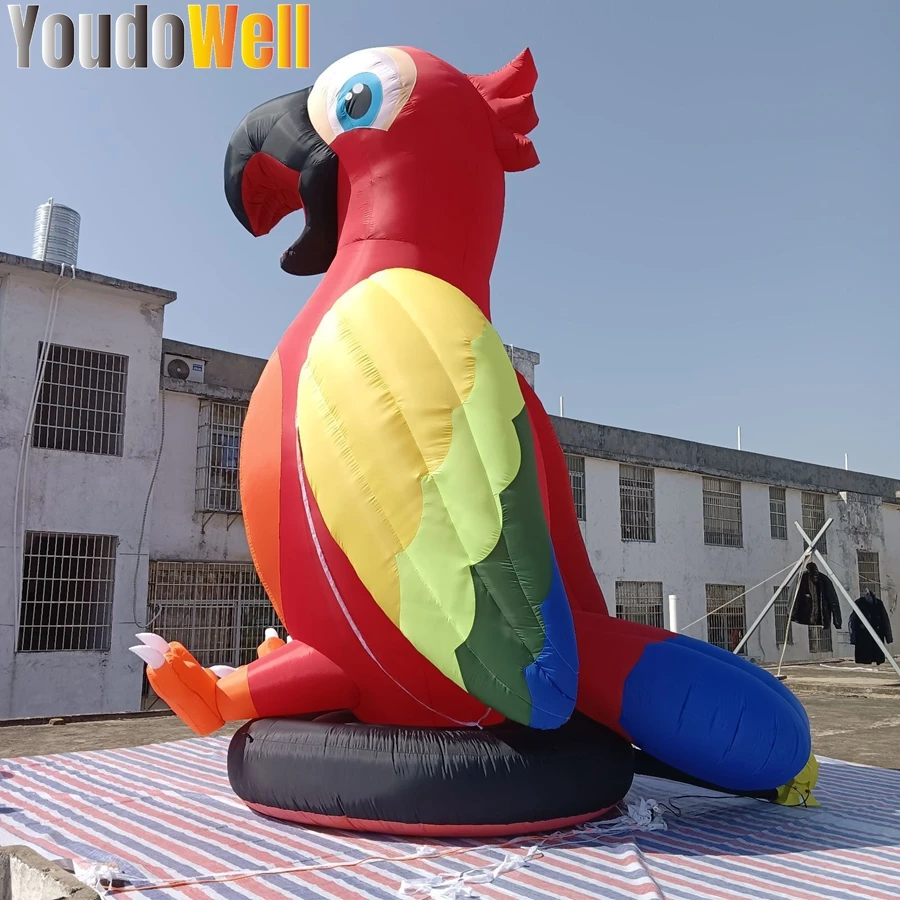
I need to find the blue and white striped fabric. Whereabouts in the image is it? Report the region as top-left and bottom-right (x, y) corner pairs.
(1, 735), (898, 899)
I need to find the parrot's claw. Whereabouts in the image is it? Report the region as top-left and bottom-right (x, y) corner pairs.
(135, 632), (170, 655)
(257, 628), (291, 659)
(130, 635), (225, 735)
(210, 665), (237, 679)
(130, 632), (170, 669)
(263, 627), (292, 643)
(129, 643), (166, 670)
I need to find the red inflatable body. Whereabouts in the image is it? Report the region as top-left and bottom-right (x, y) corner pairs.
(133, 46), (817, 833)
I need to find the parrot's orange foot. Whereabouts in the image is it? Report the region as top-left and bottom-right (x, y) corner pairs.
(130, 633), (230, 737)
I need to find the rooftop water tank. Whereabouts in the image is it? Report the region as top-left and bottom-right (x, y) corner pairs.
(31, 198), (80, 267)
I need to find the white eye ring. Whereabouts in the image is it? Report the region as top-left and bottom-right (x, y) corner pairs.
(308, 47), (417, 146)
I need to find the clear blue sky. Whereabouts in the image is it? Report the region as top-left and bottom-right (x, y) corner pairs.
(2, 1), (897, 476)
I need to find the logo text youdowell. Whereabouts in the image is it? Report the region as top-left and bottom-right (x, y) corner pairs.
(7, 4), (311, 69)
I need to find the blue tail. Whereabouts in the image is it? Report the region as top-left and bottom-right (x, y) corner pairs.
(619, 633), (810, 792)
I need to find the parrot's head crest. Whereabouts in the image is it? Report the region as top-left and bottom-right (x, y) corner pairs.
(223, 46), (539, 277)
(466, 48), (540, 173)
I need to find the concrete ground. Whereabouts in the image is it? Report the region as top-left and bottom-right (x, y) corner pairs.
(1, 660), (898, 769)
(802, 695), (900, 769)
(773, 657), (900, 697)
(0, 716), (241, 758)
(773, 659), (900, 769)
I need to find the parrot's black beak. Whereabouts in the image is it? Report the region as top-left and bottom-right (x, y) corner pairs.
(224, 87), (339, 277)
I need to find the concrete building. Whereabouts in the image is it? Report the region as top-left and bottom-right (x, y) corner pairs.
(555, 418), (900, 665)
(0, 250), (897, 719)
(0, 253), (174, 718)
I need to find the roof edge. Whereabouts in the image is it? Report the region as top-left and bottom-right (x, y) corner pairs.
(552, 414), (900, 503)
(0, 251), (177, 303)
(162, 337), (266, 366)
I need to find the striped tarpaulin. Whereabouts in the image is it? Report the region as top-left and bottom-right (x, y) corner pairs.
(1, 736), (898, 899)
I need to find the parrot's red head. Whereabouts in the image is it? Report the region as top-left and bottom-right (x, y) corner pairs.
(224, 46), (539, 278)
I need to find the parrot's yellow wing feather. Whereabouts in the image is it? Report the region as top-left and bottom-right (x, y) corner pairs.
(297, 268), (578, 728)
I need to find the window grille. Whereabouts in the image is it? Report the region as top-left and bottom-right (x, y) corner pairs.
(808, 626), (833, 654)
(32, 343), (128, 456)
(196, 401), (247, 513)
(565, 454), (586, 521)
(146, 562), (281, 669)
(769, 486), (788, 540)
(17, 531), (117, 652)
(620, 464), (655, 542)
(706, 583), (747, 654)
(774, 583), (793, 646)
(857, 551), (881, 597)
(801, 492), (827, 556)
(615, 581), (664, 628)
(702, 477), (743, 548)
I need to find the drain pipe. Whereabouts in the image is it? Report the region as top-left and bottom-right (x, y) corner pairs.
(39, 197), (54, 262)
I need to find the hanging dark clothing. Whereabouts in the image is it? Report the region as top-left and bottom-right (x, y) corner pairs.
(791, 571), (842, 630)
(849, 591), (893, 665)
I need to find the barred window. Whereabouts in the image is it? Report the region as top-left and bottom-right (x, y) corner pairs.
(857, 551), (881, 597)
(146, 561), (282, 669)
(32, 343), (128, 456)
(774, 583), (793, 646)
(620, 465), (655, 542)
(17, 531), (117, 652)
(702, 477), (743, 548)
(615, 581), (664, 628)
(706, 583), (747, 654)
(565, 454), (586, 521)
(196, 401), (247, 513)
(809, 626), (833, 654)
(801, 492), (827, 556)
(769, 486), (788, 540)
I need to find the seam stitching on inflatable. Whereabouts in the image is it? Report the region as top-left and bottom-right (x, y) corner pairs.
(296, 437), (490, 729)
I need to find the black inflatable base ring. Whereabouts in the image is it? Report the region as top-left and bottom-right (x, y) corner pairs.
(227, 713), (635, 837)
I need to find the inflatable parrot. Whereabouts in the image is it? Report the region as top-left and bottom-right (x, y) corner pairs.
(133, 45), (817, 806)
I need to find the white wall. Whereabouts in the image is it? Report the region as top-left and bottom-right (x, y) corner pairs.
(580, 457), (895, 663)
(148, 389), (251, 563)
(0, 269), (169, 718)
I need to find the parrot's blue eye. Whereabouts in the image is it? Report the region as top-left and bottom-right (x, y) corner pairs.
(310, 48), (415, 144)
(335, 72), (383, 131)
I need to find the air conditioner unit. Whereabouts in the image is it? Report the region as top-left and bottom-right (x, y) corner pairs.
(163, 353), (206, 384)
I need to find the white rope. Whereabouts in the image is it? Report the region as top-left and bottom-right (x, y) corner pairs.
(776, 568), (802, 677)
(107, 798), (665, 896)
(397, 798), (666, 899)
(815, 552), (866, 592)
(678, 561), (799, 633)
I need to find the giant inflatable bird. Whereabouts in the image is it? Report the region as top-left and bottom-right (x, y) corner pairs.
(133, 45), (816, 803)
